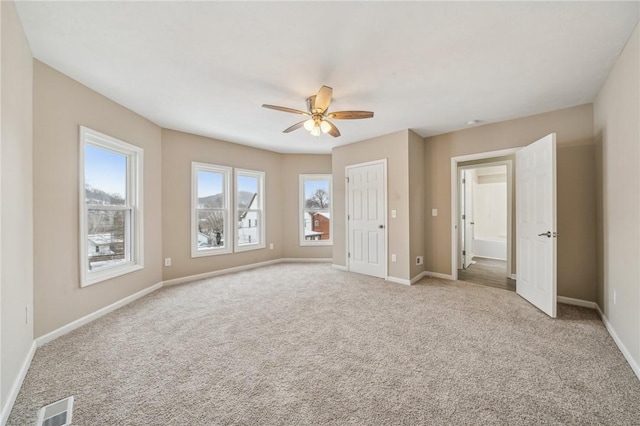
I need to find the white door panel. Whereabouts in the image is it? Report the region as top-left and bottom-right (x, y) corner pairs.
(347, 161), (386, 278)
(516, 133), (557, 317)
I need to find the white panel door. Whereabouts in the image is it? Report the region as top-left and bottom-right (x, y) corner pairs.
(347, 161), (386, 278)
(516, 133), (557, 317)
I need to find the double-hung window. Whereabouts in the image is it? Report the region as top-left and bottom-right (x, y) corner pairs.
(192, 163), (232, 257)
(300, 174), (332, 246)
(80, 126), (143, 287)
(235, 169), (265, 251)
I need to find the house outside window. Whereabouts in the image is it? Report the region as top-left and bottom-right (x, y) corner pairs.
(235, 168), (265, 251)
(300, 174), (332, 246)
(192, 162), (232, 257)
(80, 126), (143, 287)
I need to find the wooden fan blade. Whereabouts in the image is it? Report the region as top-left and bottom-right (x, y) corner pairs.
(283, 120), (307, 133)
(324, 120), (341, 138)
(328, 111), (374, 120)
(262, 104), (310, 116)
(306, 96), (316, 114)
(314, 86), (333, 113)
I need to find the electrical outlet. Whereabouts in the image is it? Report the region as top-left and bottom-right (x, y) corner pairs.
(416, 256), (423, 265)
(432, 209), (438, 217)
(269, 243), (274, 250)
(391, 254), (397, 263)
(164, 258), (171, 267)
(391, 209), (397, 218)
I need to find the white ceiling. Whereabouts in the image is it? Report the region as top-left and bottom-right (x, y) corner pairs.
(15, 1), (639, 154)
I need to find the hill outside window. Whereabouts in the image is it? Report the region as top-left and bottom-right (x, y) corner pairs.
(80, 126), (143, 287)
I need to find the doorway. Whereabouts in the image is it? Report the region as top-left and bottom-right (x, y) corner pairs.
(457, 161), (514, 291)
(458, 162), (516, 291)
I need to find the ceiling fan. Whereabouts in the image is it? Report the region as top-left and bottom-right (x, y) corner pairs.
(262, 86), (374, 138)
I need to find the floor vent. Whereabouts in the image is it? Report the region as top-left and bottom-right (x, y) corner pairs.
(37, 396), (74, 426)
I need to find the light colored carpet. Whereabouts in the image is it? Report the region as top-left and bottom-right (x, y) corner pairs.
(8, 263), (640, 425)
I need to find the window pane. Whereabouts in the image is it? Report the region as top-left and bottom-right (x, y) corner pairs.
(237, 210), (260, 245)
(197, 209), (226, 249)
(197, 171), (224, 208)
(303, 211), (331, 241)
(85, 145), (126, 205)
(87, 209), (128, 270)
(304, 179), (330, 209)
(237, 175), (259, 208)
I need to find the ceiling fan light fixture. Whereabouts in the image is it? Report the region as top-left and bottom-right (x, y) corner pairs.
(303, 118), (315, 131)
(310, 126), (321, 137)
(320, 120), (331, 134)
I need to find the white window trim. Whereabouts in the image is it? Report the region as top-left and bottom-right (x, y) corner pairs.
(299, 174), (333, 246)
(79, 126), (144, 287)
(234, 168), (266, 252)
(191, 162), (233, 257)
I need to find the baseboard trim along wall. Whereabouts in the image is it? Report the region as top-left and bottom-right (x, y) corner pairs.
(331, 264), (348, 272)
(280, 258), (332, 263)
(424, 271), (455, 280)
(557, 296), (598, 309)
(162, 259), (282, 286)
(386, 276), (411, 285)
(35, 281), (164, 347)
(0, 342), (36, 426)
(595, 304), (640, 382)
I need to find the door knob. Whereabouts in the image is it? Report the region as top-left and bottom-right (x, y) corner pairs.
(379, 225), (384, 229)
(538, 231), (551, 238)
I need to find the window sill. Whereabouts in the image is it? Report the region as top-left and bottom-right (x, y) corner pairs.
(81, 263), (143, 287)
(191, 247), (233, 258)
(234, 243), (266, 253)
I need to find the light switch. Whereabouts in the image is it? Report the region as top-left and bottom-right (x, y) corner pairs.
(391, 209), (397, 218)
(432, 209), (438, 217)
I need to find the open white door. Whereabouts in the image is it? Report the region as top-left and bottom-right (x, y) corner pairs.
(463, 170), (474, 269)
(347, 161), (386, 279)
(516, 133), (557, 317)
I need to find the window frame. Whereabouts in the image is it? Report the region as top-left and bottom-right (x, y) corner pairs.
(79, 126), (144, 287)
(234, 168), (266, 252)
(191, 162), (233, 257)
(299, 174), (333, 246)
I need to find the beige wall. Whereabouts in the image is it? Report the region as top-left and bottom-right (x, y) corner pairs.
(424, 104), (596, 301)
(33, 61), (163, 337)
(332, 130), (411, 280)
(594, 24), (639, 367)
(408, 130), (425, 280)
(161, 129), (284, 281)
(1, 0), (34, 408)
(557, 144), (597, 301)
(281, 154), (333, 259)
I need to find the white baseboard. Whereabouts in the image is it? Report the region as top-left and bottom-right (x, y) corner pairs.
(386, 276), (411, 286)
(595, 304), (640, 382)
(0, 341), (36, 426)
(162, 259), (282, 286)
(35, 281), (163, 347)
(280, 258), (332, 263)
(423, 271), (455, 280)
(510, 274), (517, 280)
(411, 271), (427, 284)
(557, 296), (598, 309)
(473, 255), (507, 261)
(331, 264), (348, 272)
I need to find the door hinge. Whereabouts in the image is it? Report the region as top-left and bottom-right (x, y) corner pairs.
(462, 178), (466, 184)
(348, 252), (351, 258)
(462, 250), (466, 255)
(462, 214), (465, 220)
(346, 177), (350, 183)
(348, 214), (350, 220)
